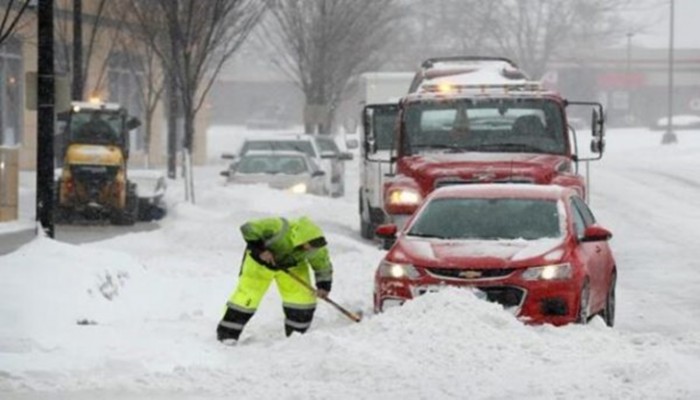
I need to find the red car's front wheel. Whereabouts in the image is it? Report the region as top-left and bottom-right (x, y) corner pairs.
(577, 280), (591, 324)
(601, 272), (617, 327)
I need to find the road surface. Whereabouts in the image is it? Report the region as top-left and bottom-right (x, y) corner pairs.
(0, 222), (158, 255)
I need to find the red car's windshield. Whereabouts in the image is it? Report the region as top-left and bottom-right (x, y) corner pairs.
(408, 197), (562, 240)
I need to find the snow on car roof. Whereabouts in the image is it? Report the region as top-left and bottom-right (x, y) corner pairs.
(423, 67), (529, 87)
(431, 183), (573, 200)
(425, 59), (516, 71)
(242, 133), (311, 141)
(412, 57), (531, 93)
(242, 149), (309, 157)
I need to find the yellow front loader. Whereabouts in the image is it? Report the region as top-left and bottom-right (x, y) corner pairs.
(55, 101), (141, 225)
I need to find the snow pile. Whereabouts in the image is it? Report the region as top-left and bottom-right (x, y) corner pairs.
(655, 115), (700, 129)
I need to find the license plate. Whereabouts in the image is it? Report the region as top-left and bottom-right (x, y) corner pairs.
(415, 285), (487, 300)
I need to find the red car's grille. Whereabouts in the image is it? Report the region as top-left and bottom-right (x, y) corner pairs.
(424, 267), (515, 280)
(413, 284), (525, 309)
(479, 286), (525, 308)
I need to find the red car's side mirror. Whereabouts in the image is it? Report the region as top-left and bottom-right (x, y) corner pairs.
(375, 224), (398, 250)
(581, 225), (612, 242)
(375, 224), (398, 239)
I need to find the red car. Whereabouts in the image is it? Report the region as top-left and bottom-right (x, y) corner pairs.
(373, 184), (617, 326)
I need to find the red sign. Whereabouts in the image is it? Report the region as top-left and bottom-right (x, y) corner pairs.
(597, 73), (646, 89)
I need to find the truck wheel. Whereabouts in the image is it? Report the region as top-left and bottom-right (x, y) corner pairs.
(360, 217), (374, 240)
(359, 191), (374, 239)
(53, 180), (72, 225)
(112, 185), (139, 226)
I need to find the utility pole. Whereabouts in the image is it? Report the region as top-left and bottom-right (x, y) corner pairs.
(72, 0), (83, 101)
(662, 0), (678, 144)
(36, 0), (55, 238)
(166, 71), (178, 179)
(626, 32), (634, 125)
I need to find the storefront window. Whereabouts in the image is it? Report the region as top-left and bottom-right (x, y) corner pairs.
(0, 37), (23, 146)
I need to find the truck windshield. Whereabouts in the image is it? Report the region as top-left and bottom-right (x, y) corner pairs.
(403, 98), (566, 155)
(69, 111), (123, 144)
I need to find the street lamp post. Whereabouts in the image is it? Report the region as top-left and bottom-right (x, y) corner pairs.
(36, 0), (55, 238)
(662, 0), (678, 144)
(626, 32), (634, 125)
(72, 0), (83, 101)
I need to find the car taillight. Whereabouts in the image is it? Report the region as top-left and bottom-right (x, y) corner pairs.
(64, 178), (75, 193)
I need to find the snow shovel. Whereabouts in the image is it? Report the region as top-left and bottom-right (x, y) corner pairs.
(282, 269), (362, 323)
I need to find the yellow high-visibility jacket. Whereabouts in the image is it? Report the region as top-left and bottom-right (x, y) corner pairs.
(240, 216), (332, 289)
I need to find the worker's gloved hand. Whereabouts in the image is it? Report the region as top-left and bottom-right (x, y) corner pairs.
(316, 281), (331, 296)
(258, 250), (277, 268)
(247, 241), (277, 269)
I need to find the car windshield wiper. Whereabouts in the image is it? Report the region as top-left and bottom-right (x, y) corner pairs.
(407, 231), (448, 239)
(476, 143), (546, 153)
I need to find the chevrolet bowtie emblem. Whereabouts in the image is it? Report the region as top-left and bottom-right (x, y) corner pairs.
(460, 270), (482, 279)
(473, 172), (496, 181)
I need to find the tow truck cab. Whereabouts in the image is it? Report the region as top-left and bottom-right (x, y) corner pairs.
(359, 59), (606, 234)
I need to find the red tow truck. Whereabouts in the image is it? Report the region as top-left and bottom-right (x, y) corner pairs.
(359, 57), (606, 237)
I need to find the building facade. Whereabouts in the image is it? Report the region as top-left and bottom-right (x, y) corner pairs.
(0, 0), (208, 170)
(547, 48), (700, 127)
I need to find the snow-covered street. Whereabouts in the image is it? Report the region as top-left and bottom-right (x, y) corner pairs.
(1, 127), (700, 399)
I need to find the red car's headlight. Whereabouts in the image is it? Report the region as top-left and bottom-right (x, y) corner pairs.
(521, 263), (572, 281)
(378, 260), (421, 279)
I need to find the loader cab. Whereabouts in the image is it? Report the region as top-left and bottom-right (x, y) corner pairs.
(59, 102), (140, 158)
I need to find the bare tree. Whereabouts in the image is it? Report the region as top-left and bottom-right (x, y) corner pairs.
(115, 31), (165, 168)
(54, 0), (126, 100)
(460, 0), (637, 78)
(0, 0), (31, 46)
(393, 0), (643, 79)
(265, 0), (402, 134)
(397, 0), (498, 67)
(129, 0), (266, 202)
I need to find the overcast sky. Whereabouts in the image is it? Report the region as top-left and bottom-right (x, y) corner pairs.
(631, 0), (700, 48)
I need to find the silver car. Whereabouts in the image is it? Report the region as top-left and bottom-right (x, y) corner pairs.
(222, 134), (352, 197)
(220, 151), (327, 195)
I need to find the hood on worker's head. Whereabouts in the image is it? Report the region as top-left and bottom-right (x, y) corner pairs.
(291, 216), (325, 248)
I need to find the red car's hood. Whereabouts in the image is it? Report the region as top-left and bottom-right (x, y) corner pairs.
(399, 153), (568, 185)
(390, 236), (566, 269)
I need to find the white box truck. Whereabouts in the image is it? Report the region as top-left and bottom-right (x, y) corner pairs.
(357, 72), (414, 239)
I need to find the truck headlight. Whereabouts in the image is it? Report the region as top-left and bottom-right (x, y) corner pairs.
(378, 260), (420, 279)
(289, 183), (307, 194)
(521, 263), (572, 281)
(387, 188), (422, 206)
